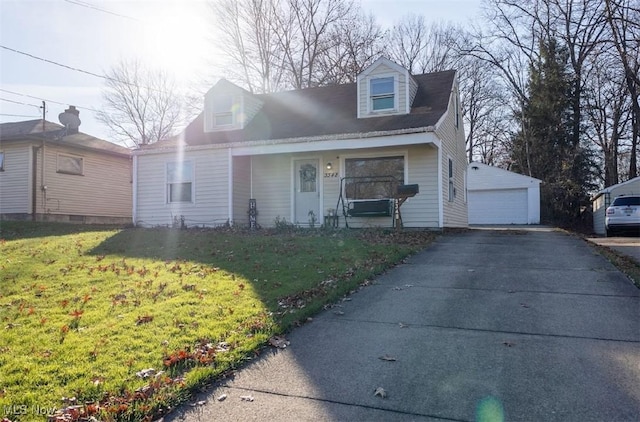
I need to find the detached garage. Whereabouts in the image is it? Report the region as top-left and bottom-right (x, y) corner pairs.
(467, 162), (541, 225)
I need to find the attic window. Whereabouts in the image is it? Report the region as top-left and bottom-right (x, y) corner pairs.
(370, 77), (395, 111)
(213, 95), (234, 127)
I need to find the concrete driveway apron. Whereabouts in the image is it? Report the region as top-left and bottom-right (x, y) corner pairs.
(166, 228), (640, 422)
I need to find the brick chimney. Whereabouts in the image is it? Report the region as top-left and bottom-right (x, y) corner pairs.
(58, 106), (81, 134)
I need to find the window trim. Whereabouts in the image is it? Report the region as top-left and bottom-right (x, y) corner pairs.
(166, 160), (195, 204)
(342, 150), (408, 200)
(56, 153), (84, 176)
(448, 157), (455, 202)
(368, 74), (397, 113)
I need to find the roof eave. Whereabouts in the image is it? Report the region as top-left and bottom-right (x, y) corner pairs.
(133, 126), (438, 156)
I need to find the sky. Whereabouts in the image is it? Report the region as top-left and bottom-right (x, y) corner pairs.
(0, 0), (482, 144)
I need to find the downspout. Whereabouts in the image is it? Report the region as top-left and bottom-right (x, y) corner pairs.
(132, 155), (138, 226)
(228, 148), (233, 225)
(31, 146), (40, 220)
(40, 137), (47, 216)
(438, 145), (443, 228)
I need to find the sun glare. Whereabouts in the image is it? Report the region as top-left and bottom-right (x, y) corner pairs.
(141, 1), (211, 83)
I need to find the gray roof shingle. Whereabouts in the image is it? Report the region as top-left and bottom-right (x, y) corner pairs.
(176, 70), (455, 147)
(0, 119), (131, 156)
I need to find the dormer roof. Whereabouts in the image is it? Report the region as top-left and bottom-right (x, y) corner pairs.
(159, 69), (456, 148)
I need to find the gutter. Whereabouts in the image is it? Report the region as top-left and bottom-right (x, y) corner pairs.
(133, 126), (438, 156)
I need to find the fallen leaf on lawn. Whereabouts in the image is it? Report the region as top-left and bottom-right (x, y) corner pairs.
(378, 354), (397, 362)
(240, 395), (254, 402)
(217, 394), (227, 402)
(268, 335), (290, 349)
(503, 341), (515, 347)
(374, 387), (387, 398)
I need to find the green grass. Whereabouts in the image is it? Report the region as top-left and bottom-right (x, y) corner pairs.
(0, 222), (435, 421)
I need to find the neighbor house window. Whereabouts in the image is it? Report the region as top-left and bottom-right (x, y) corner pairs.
(57, 154), (83, 175)
(167, 161), (193, 203)
(0, 151), (4, 171)
(345, 156), (404, 199)
(370, 77), (395, 111)
(213, 95), (234, 127)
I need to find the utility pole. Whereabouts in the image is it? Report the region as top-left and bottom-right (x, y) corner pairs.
(41, 101), (45, 131)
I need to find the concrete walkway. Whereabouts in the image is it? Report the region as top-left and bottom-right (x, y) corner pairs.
(586, 235), (640, 264)
(165, 228), (640, 422)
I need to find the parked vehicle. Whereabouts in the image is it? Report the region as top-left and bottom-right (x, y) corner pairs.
(605, 195), (640, 236)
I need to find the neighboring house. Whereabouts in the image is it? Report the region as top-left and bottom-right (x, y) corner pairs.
(591, 176), (640, 235)
(0, 108), (132, 224)
(467, 162), (541, 225)
(133, 57), (468, 229)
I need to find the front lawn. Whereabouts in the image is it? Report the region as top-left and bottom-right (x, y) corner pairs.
(0, 222), (435, 421)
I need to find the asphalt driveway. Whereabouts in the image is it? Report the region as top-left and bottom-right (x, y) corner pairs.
(165, 228), (640, 422)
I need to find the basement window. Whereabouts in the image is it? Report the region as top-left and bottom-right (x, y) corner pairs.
(57, 154), (83, 175)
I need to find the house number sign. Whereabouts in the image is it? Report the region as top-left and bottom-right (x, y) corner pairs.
(324, 172), (339, 178)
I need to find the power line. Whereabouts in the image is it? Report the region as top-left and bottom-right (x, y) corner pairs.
(0, 113), (41, 118)
(0, 89), (101, 114)
(63, 0), (140, 21)
(0, 45), (107, 81)
(0, 97), (41, 108)
(1, 45), (173, 95)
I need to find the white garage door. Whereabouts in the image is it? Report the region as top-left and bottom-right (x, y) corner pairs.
(468, 188), (529, 224)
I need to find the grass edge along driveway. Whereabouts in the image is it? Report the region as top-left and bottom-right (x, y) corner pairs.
(0, 222), (436, 422)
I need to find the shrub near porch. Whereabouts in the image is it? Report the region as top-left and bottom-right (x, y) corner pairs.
(0, 223), (434, 421)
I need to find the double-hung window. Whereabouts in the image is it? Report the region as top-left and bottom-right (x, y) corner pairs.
(213, 95), (234, 127)
(370, 77), (395, 111)
(167, 161), (193, 203)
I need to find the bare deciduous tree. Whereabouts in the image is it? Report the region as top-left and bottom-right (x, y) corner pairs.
(97, 59), (182, 147)
(211, 0), (380, 91)
(605, 0), (640, 179)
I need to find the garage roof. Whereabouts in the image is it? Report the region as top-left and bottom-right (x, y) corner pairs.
(467, 162), (541, 190)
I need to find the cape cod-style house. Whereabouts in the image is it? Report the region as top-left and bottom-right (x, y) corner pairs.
(132, 58), (468, 229)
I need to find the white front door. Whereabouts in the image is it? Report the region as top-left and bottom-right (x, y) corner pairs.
(294, 159), (320, 226)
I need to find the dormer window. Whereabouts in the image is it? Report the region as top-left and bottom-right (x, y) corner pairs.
(213, 95), (234, 127)
(370, 77), (395, 111)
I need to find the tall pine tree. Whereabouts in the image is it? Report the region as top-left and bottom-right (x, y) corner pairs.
(511, 37), (593, 226)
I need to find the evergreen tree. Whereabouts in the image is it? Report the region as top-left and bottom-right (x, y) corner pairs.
(511, 37), (594, 226)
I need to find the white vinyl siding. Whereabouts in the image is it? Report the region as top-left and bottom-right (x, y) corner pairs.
(232, 156), (251, 226)
(435, 79), (468, 228)
(135, 150), (229, 227)
(0, 144), (31, 214)
(250, 154), (291, 226)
